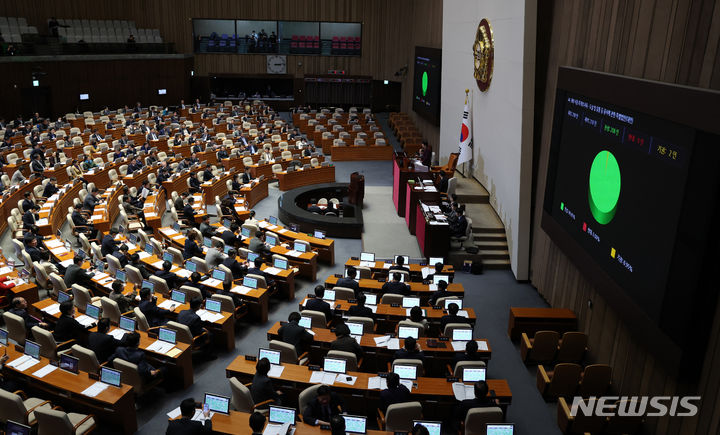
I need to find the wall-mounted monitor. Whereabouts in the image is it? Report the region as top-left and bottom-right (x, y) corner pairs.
(412, 46), (442, 126)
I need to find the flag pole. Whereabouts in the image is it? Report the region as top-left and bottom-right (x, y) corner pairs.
(462, 89), (469, 178)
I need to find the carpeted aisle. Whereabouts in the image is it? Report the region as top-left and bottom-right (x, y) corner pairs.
(361, 185), (422, 258)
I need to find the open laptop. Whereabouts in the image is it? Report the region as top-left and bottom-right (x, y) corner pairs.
(293, 241), (307, 253)
(298, 316), (312, 329)
(5, 420), (31, 435)
(223, 218), (232, 228)
(258, 348), (281, 365)
(323, 357), (347, 374)
(273, 258), (288, 270)
(402, 297), (421, 308)
(57, 290), (71, 304)
(346, 322), (364, 336)
(141, 280), (154, 293)
(314, 229), (326, 239)
(429, 257), (444, 266)
(266, 235), (277, 246)
(359, 252), (375, 262)
(486, 424), (514, 435)
(322, 289), (336, 301)
(205, 299), (222, 313)
(247, 252), (259, 263)
(212, 269), (226, 281)
(444, 299), (463, 309)
(243, 276), (258, 289)
(203, 237), (212, 248)
(268, 216), (278, 225)
(394, 255), (410, 265)
(463, 367), (487, 383)
(398, 326), (419, 339)
(119, 316), (136, 332)
(24, 340), (40, 360)
(394, 364), (418, 380)
(412, 421), (441, 435)
(85, 303), (101, 320)
(100, 366), (122, 387)
(115, 269), (126, 283)
(203, 393), (231, 415)
(432, 275), (449, 285)
(158, 328), (177, 345)
(145, 243), (154, 255)
(162, 252), (174, 264)
(171, 290), (186, 304)
(365, 294), (378, 306)
(241, 227), (251, 238)
(268, 405), (296, 425)
(186, 261), (197, 273)
(0, 328), (8, 346)
(343, 415), (367, 434)
(59, 354), (79, 374)
(452, 329), (473, 342)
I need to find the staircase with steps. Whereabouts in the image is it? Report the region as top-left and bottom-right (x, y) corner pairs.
(447, 174), (511, 270)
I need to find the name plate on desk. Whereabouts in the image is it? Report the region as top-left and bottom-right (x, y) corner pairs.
(390, 303), (400, 308)
(446, 377), (459, 383)
(244, 355), (257, 361)
(308, 365), (322, 371)
(438, 336), (449, 342)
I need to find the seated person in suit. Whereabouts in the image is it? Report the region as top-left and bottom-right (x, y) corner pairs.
(452, 380), (498, 430)
(222, 248), (245, 281)
(205, 240), (226, 269)
(21, 192), (35, 212)
(220, 223), (240, 248)
(379, 372), (411, 412)
(382, 272), (410, 296)
(406, 306), (430, 332)
(138, 288), (171, 327)
(440, 302), (467, 330)
(54, 300), (94, 343)
(109, 280), (136, 314)
(425, 262), (449, 283)
(155, 260), (183, 290)
(278, 311), (314, 353)
(101, 228), (121, 257)
(249, 412), (266, 435)
(388, 256), (410, 273)
(110, 332), (164, 382)
(305, 285), (333, 322)
(450, 206), (468, 238)
(250, 357), (281, 409)
(71, 208), (99, 240)
(111, 243), (130, 267)
(393, 336), (425, 363)
(198, 215), (216, 238)
(9, 296), (48, 331)
(63, 255), (94, 288)
(184, 232), (204, 260)
(336, 267), (360, 298)
(302, 385), (345, 426)
(307, 203), (324, 214)
(166, 398), (212, 435)
(183, 196), (198, 227)
(42, 177), (58, 197)
(453, 340), (483, 365)
(330, 323), (363, 360)
(177, 298), (214, 357)
(129, 253), (152, 279)
(174, 192), (188, 212)
(437, 171), (449, 194)
(89, 318), (124, 363)
(83, 187), (101, 212)
(347, 294), (374, 318)
(429, 280), (450, 306)
(186, 272), (211, 300)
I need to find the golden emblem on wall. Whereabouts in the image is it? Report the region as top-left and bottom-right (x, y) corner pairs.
(473, 18), (494, 92)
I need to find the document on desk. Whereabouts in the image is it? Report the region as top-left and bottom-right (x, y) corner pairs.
(231, 285), (252, 295)
(309, 371), (337, 385)
(42, 303), (61, 315)
(458, 310), (469, 318)
(451, 341), (470, 351)
(421, 267), (433, 279)
(386, 338), (401, 350)
(452, 382), (475, 401)
(151, 260), (165, 268)
(82, 381), (109, 398)
(108, 329), (127, 340)
(263, 267), (282, 275)
(374, 335), (392, 347)
(147, 340), (175, 354)
(16, 358), (41, 372)
(50, 247), (69, 256)
(477, 340), (489, 351)
(268, 365), (285, 378)
(94, 272), (110, 281)
(7, 355), (31, 368)
(203, 278), (222, 287)
(197, 310), (224, 323)
(285, 250), (301, 257)
(33, 364), (58, 378)
(0, 266), (12, 276)
(158, 300), (179, 311)
(175, 269), (192, 279)
(76, 315), (96, 327)
(336, 375), (357, 386)
(352, 335), (362, 344)
(163, 228), (179, 236)
(137, 251), (151, 260)
(263, 422), (291, 435)
(382, 263), (392, 269)
(277, 228), (289, 234)
(45, 239), (63, 249)
(367, 376), (388, 390)
(359, 261), (375, 268)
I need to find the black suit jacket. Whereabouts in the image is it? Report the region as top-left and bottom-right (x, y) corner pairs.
(155, 269), (181, 290)
(177, 309), (204, 336)
(9, 307), (40, 331)
(139, 299), (169, 327)
(277, 321), (313, 352)
(440, 314), (468, 330)
(64, 264), (93, 287)
(347, 305), (374, 318)
(166, 417), (212, 435)
(184, 239), (203, 260)
(305, 298), (332, 322)
(336, 278), (360, 297)
(54, 314), (88, 342)
(183, 205), (196, 223)
(43, 183), (58, 198)
(88, 331), (122, 363)
(330, 335), (363, 359)
(382, 281), (410, 296)
(393, 348), (426, 363)
(250, 373), (279, 407)
(101, 235), (119, 257)
(379, 384), (411, 412)
(221, 257), (244, 281)
(220, 230), (239, 247)
(302, 394), (344, 425)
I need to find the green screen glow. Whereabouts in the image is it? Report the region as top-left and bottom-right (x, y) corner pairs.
(421, 71), (428, 96)
(588, 150), (621, 224)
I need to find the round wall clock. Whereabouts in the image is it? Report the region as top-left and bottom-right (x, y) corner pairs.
(266, 55), (287, 74)
(473, 18), (494, 92)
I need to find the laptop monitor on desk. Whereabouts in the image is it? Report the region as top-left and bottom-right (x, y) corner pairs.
(323, 357), (347, 374)
(268, 406), (296, 425)
(258, 348), (281, 365)
(343, 416), (367, 434)
(100, 367), (122, 387)
(59, 354), (79, 374)
(360, 252), (374, 262)
(393, 364), (418, 380)
(119, 316), (136, 332)
(158, 328), (177, 344)
(203, 393), (231, 415)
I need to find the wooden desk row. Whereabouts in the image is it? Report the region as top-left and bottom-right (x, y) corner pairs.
(330, 145), (394, 161)
(277, 165), (336, 191)
(257, 220), (335, 265)
(344, 258), (455, 279)
(324, 276), (463, 303)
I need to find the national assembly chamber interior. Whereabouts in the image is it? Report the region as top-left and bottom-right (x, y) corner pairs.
(0, 1), (718, 434)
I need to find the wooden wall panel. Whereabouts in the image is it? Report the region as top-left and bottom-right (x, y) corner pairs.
(531, 1), (720, 433)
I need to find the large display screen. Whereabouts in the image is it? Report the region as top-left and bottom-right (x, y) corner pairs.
(412, 46), (442, 125)
(542, 67), (720, 377)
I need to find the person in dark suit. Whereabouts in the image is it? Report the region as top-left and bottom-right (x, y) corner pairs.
(188, 173), (201, 194)
(177, 298), (214, 356)
(64, 256), (94, 287)
(437, 171), (449, 194)
(453, 340), (484, 365)
(101, 228), (121, 257)
(248, 232), (270, 257)
(278, 312), (313, 353)
(83, 188), (100, 212)
(21, 192), (36, 212)
(302, 385), (345, 426)
(241, 167), (253, 184)
(24, 236), (44, 262)
(450, 206), (468, 238)
(222, 249), (245, 281)
(183, 196), (197, 226)
(249, 412), (266, 435)
(429, 280), (450, 306)
(30, 153), (45, 174)
(174, 192), (187, 212)
(250, 358), (281, 408)
(330, 323), (363, 359)
(110, 332), (163, 382)
(9, 296), (48, 331)
(389, 256), (410, 273)
(89, 318), (123, 363)
(129, 253), (151, 280)
(220, 223), (240, 248)
(347, 294), (374, 318)
(22, 207), (37, 230)
(247, 257), (274, 287)
(336, 267), (360, 298)
(393, 336), (425, 363)
(305, 285), (333, 321)
(440, 302), (467, 330)
(382, 272), (410, 296)
(452, 381), (497, 430)
(54, 301), (93, 343)
(307, 204), (323, 214)
(198, 215), (216, 238)
(155, 260), (183, 290)
(110, 244), (130, 267)
(379, 372), (410, 412)
(419, 141), (432, 167)
(184, 232), (203, 260)
(42, 177), (58, 197)
(138, 288), (170, 327)
(166, 398), (212, 435)
(425, 262), (448, 283)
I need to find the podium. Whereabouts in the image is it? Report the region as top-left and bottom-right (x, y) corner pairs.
(348, 171), (364, 207)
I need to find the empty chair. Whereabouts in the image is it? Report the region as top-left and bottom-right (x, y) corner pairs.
(463, 407), (504, 435)
(125, 265), (144, 288)
(557, 332), (588, 363)
(149, 275), (170, 296)
(300, 310), (327, 329)
(229, 377), (274, 413)
(536, 362), (583, 400)
(100, 297), (125, 323)
(269, 339), (308, 365)
(32, 326), (71, 361)
(72, 285), (100, 310)
(71, 344), (101, 374)
(3, 312), (27, 345)
(577, 364), (612, 397)
(0, 388), (53, 426)
(271, 164), (283, 175)
(133, 307), (152, 332)
(521, 330), (560, 364)
(327, 349), (360, 371)
(381, 293), (404, 305)
(378, 401), (423, 432)
(332, 286), (355, 301)
(34, 405), (96, 435)
(165, 321), (207, 350)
